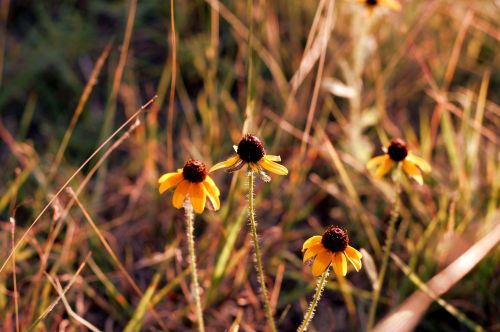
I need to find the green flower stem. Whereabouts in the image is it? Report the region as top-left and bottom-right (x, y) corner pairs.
(367, 170), (402, 330)
(184, 201), (205, 332)
(248, 171), (277, 332)
(297, 267), (330, 332)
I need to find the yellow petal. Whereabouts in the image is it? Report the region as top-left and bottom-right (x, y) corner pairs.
(172, 180), (191, 209)
(189, 183), (207, 214)
(366, 155), (389, 170)
(344, 248), (362, 272)
(204, 175), (220, 195)
(209, 155), (240, 172)
(406, 153), (431, 173)
(265, 155), (281, 162)
(403, 160), (423, 185)
(303, 244), (324, 263)
(346, 246), (363, 259)
(332, 252), (347, 277)
(302, 235), (322, 251)
(203, 179), (220, 211)
(312, 250), (332, 277)
(158, 171), (182, 184)
(259, 157), (288, 176)
(159, 173), (184, 194)
(374, 158), (394, 179)
(379, 0), (401, 10)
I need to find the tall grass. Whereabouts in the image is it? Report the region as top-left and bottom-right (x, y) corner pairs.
(0, 1), (498, 331)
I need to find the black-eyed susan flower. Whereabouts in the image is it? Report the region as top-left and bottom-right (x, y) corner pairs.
(210, 134), (288, 182)
(366, 138), (431, 185)
(357, 0), (401, 13)
(302, 226), (362, 277)
(159, 160), (220, 214)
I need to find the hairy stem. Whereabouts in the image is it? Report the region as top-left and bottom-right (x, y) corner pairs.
(367, 170), (402, 330)
(297, 267), (330, 332)
(248, 171), (277, 332)
(184, 201), (205, 332)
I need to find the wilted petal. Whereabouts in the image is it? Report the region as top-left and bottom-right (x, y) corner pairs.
(210, 155), (240, 172)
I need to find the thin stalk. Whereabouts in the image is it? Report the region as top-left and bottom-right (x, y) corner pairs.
(248, 171), (277, 332)
(10, 218), (19, 332)
(367, 169), (402, 330)
(297, 267), (330, 332)
(184, 201), (205, 332)
(243, 0), (255, 134)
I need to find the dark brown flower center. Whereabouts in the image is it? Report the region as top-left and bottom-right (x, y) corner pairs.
(366, 0), (378, 5)
(387, 139), (408, 162)
(321, 226), (349, 253)
(182, 160), (207, 183)
(237, 134), (266, 163)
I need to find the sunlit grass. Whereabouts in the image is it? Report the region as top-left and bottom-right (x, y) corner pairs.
(0, 0), (498, 331)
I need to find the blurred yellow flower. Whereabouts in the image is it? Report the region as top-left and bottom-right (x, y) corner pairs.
(302, 226), (362, 277)
(159, 160), (220, 214)
(357, 0), (401, 13)
(210, 134), (288, 182)
(367, 138), (431, 185)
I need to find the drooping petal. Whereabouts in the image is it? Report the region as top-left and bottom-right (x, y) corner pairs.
(172, 180), (191, 209)
(406, 153), (431, 173)
(344, 249), (362, 272)
(379, 0), (401, 10)
(303, 244), (324, 263)
(312, 250), (332, 277)
(251, 163), (270, 182)
(189, 183), (207, 214)
(204, 175), (220, 196)
(345, 246), (363, 260)
(302, 235), (322, 251)
(159, 172), (184, 194)
(374, 158), (394, 179)
(259, 157), (288, 175)
(226, 159), (245, 173)
(209, 155), (240, 172)
(332, 252), (347, 277)
(203, 178), (220, 211)
(265, 155), (281, 162)
(402, 160), (423, 185)
(366, 155), (389, 170)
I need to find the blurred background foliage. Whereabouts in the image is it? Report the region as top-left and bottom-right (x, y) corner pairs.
(0, 0), (499, 331)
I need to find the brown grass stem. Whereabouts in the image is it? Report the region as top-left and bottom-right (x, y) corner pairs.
(49, 41), (113, 180)
(0, 96), (156, 275)
(166, 0), (177, 170)
(67, 187), (168, 331)
(10, 217), (19, 332)
(367, 169), (402, 330)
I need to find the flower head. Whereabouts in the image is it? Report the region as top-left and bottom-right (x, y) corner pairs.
(210, 134), (288, 182)
(367, 138), (431, 185)
(302, 226), (362, 277)
(158, 160), (220, 214)
(357, 0), (401, 13)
